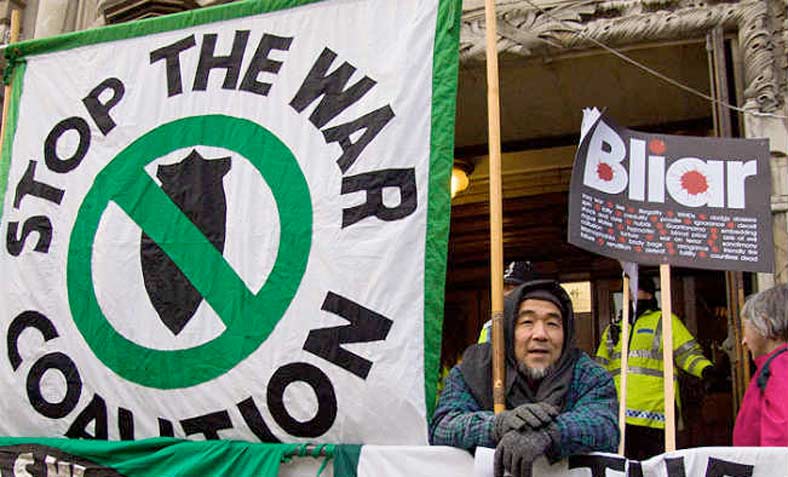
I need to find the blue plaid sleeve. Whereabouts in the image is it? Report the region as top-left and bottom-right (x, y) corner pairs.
(429, 366), (496, 450)
(551, 353), (620, 459)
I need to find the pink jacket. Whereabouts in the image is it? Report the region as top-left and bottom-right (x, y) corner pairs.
(733, 344), (788, 446)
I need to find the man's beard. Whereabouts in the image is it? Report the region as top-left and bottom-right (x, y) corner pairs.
(518, 361), (553, 381)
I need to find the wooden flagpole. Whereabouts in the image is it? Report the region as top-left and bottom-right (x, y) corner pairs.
(483, 0), (506, 414)
(618, 274), (631, 455)
(1, 9), (22, 146)
(660, 264), (676, 452)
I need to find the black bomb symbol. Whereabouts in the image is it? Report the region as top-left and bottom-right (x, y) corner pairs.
(141, 149), (231, 335)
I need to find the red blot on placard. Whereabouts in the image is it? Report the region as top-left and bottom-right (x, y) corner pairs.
(681, 170), (709, 195)
(649, 138), (666, 155)
(597, 162), (614, 181)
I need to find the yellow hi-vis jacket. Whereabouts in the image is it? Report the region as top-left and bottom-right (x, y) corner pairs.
(595, 309), (712, 430)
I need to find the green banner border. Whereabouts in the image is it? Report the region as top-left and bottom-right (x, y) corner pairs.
(1, 0), (460, 432)
(424, 0), (460, 420)
(0, 437), (302, 476)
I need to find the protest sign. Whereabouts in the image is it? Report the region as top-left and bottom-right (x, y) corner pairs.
(568, 109), (773, 272)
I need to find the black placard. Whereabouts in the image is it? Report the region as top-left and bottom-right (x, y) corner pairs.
(568, 111), (773, 272)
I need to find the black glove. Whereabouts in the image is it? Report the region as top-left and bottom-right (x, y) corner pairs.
(494, 427), (556, 477)
(493, 402), (559, 440)
(701, 366), (727, 393)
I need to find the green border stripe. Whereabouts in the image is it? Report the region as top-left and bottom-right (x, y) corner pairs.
(0, 437), (301, 476)
(333, 444), (362, 477)
(0, 61), (25, 223)
(424, 0), (461, 419)
(5, 0), (322, 61)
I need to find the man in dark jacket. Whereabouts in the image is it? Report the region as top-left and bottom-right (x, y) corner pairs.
(430, 280), (619, 477)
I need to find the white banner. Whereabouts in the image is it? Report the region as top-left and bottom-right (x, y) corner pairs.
(475, 447), (788, 477)
(0, 0), (460, 444)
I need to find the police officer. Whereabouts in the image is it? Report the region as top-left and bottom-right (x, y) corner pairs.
(595, 277), (717, 460)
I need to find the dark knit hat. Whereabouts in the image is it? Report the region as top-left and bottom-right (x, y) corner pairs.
(503, 261), (536, 286)
(639, 276), (656, 295)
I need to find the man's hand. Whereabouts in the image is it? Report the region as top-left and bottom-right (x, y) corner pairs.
(493, 402), (558, 440)
(494, 427), (555, 477)
(701, 366), (727, 393)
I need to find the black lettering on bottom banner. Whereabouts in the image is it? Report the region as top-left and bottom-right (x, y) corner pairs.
(0, 445), (124, 477)
(666, 457), (686, 477)
(705, 457), (754, 477)
(568, 454), (626, 477)
(267, 362), (336, 438)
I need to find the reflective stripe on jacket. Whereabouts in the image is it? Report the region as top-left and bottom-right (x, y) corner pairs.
(594, 309), (712, 429)
(478, 320), (491, 344)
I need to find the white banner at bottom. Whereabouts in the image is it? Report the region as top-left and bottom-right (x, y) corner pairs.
(474, 446), (788, 477)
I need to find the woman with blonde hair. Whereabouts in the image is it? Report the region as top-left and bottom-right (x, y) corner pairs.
(733, 284), (788, 446)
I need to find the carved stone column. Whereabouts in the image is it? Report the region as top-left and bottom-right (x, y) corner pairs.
(75, 0), (106, 31)
(32, 0), (77, 38)
(746, 112), (788, 287)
